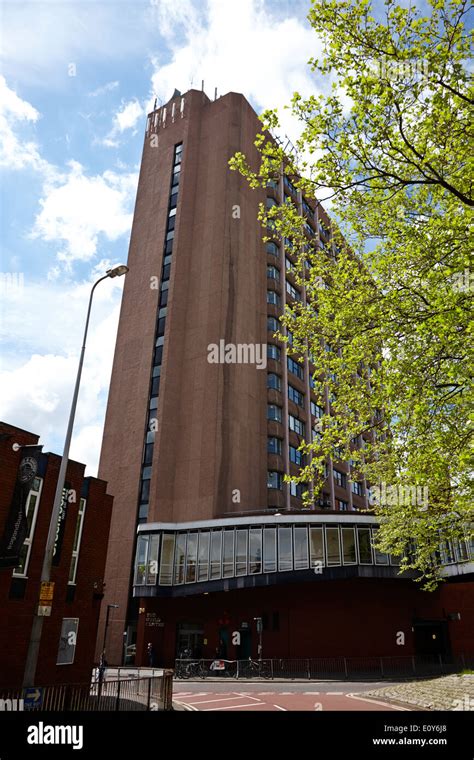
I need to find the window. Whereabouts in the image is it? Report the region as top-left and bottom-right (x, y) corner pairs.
(326, 527), (341, 565)
(289, 445), (304, 466)
(197, 532), (210, 581)
(342, 528), (357, 564)
(287, 329), (293, 345)
(337, 499), (348, 511)
(146, 534), (160, 584)
(185, 533), (198, 583)
(267, 404), (282, 422)
(351, 481), (364, 496)
(266, 196), (278, 209)
(174, 533), (186, 584)
(311, 402), (324, 418)
(285, 257), (294, 272)
(249, 528), (262, 574)
(267, 373), (281, 391)
(283, 175), (297, 195)
(263, 528), (277, 572)
(290, 481), (307, 498)
(357, 528), (373, 564)
(266, 241), (279, 258)
(57, 618), (79, 665)
(210, 531), (222, 579)
(223, 530), (235, 577)
(287, 357), (303, 380)
(310, 527), (324, 569)
(13, 478), (43, 577)
(267, 316), (279, 332)
(289, 414), (305, 436)
(267, 291), (281, 307)
(140, 479), (150, 503)
(288, 385), (304, 406)
(267, 344), (281, 361)
(236, 530), (248, 576)
(267, 437), (282, 455)
(372, 529), (390, 565)
(293, 527), (309, 569)
(267, 265), (280, 281)
(333, 469), (347, 488)
(134, 534), (148, 586)
(267, 471), (283, 490)
(278, 527), (293, 571)
(159, 533), (175, 585)
(286, 281), (301, 301)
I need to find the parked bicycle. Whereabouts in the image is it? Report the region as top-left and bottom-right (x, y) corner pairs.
(239, 658), (272, 679)
(174, 659), (208, 680)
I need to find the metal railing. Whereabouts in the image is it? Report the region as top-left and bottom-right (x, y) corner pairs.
(174, 654), (474, 681)
(0, 671), (174, 711)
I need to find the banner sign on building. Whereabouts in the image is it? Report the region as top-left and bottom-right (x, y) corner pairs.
(0, 446), (42, 569)
(52, 483), (70, 566)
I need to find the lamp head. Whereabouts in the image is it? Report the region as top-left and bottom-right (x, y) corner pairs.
(106, 265), (129, 278)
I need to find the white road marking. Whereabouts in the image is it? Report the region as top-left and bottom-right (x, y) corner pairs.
(327, 691), (344, 695)
(202, 702), (266, 711)
(273, 704), (287, 711)
(174, 701), (199, 711)
(184, 696), (256, 705)
(346, 693), (410, 711)
(304, 691), (320, 695)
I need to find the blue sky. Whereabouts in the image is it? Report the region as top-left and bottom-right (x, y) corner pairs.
(1, 0), (326, 474)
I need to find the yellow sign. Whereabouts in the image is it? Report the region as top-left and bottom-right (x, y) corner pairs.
(39, 581), (55, 602)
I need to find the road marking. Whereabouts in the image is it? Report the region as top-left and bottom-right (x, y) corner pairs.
(257, 692), (275, 695)
(304, 691), (320, 695)
(280, 692), (294, 695)
(273, 704), (287, 711)
(202, 702), (266, 711)
(183, 696), (255, 705)
(346, 693), (410, 711)
(327, 691), (344, 695)
(174, 701), (199, 711)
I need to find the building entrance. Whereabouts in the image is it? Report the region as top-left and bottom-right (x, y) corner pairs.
(176, 622), (204, 659)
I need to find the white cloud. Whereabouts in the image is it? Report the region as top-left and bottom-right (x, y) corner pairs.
(0, 75), (45, 171)
(149, 0), (322, 143)
(0, 275), (123, 476)
(31, 160), (137, 266)
(101, 98), (145, 147)
(88, 80), (119, 97)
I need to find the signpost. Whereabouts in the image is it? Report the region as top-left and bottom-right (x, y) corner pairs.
(23, 687), (43, 710)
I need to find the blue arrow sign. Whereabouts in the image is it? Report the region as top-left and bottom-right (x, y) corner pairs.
(23, 687), (43, 710)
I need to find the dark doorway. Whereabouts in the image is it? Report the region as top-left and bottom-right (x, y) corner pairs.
(413, 620), (450, 657)
(176, 622), (204, 659)
(237, 629), (252, 659)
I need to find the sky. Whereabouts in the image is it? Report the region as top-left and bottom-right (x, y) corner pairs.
(0, 0), (329, 475)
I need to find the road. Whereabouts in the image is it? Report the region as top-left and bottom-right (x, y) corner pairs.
(172, 680), (412, 711)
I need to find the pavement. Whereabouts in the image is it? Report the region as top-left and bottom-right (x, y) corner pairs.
(172, 680), (411, 711)
(361, 674), (474, 711)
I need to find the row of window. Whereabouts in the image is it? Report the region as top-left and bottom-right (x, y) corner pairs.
(13, 477), (87, 586)
(136, 523), (454, 588)
(138, 142), (183, 520)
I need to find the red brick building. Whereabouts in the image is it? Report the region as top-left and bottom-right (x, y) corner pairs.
(96, 88), (474, 667)
(0, 422), (113, 689)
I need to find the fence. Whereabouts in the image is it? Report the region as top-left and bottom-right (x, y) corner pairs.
(174, 654), (474, 681)
(0, 671), (174, 712)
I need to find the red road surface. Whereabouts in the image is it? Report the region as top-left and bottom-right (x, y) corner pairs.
(173, 689), (409, 712)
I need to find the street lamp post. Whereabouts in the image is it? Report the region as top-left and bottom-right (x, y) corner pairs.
(254, 617), (263, 660)
(102, 603), (119, 656)
(22, 265), (129, 688)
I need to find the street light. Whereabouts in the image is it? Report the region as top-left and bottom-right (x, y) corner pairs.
(102, 604), (119, 655)
(22, 265), (129, 687)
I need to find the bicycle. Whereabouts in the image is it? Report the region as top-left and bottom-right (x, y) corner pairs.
(174, 659), (208, 679)
(239, 658), (272, 679)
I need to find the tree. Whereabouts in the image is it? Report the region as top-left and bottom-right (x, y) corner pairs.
(230, 0), (473, 588)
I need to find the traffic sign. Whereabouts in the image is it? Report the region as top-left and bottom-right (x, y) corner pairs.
(23, 687), (43, 710)
(37, 605), (52, 617)
(39, 581), (54, 602)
